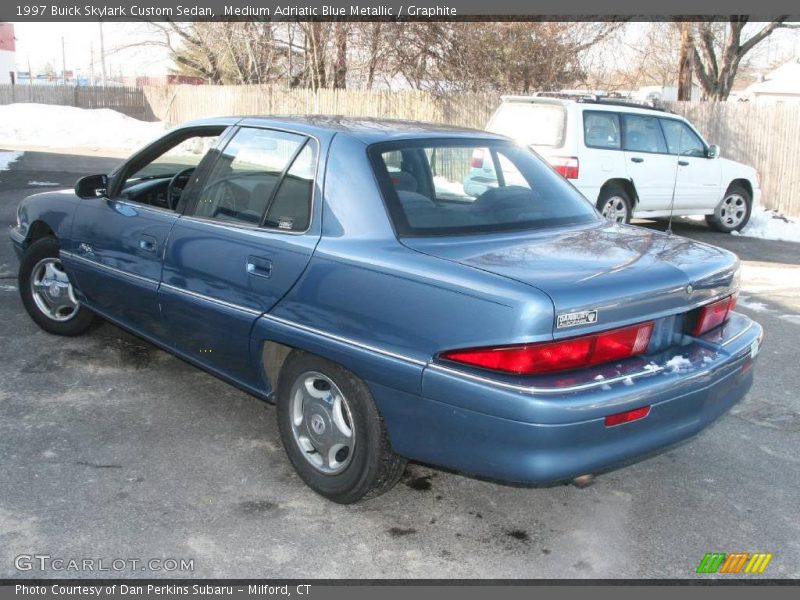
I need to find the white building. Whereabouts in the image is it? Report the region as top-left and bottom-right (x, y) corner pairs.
(0, 23), (14, 84)
(744, 57), (800, 104)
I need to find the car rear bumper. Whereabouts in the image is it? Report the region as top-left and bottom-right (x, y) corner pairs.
(372, 312), (762, 484)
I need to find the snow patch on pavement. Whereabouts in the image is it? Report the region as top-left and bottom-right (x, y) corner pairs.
(0, 103), (165, 153)
(27, 180), (60, 187)
(779, 314), (800, 325)
(733, 205), (800, 244)
(0, 150), (22, 171)
(737, 295), (770, 312)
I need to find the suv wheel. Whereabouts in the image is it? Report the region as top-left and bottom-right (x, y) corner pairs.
(706, 185), (752, 233)
(597, 187), (632, 224)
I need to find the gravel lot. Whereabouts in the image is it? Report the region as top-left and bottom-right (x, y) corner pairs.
(1, 150), (799, 579)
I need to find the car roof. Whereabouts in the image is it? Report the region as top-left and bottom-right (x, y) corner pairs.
(499, 96), (681, 119)
(177, 115), (508, 144)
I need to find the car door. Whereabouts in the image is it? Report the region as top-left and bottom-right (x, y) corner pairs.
(659, 117), (722, 210)
(65, 126), (227, 336)
(158, 125), (322, 389)
(621, 113), (675, 212)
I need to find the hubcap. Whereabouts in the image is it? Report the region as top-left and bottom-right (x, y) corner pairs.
(601, 196), (628, 223)
(289, 371), (355, 475)
(30, 257), (80, 322)
(719, 193), (747, 229)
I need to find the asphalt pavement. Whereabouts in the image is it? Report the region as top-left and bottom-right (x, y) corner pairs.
(1, 150), (798, 579)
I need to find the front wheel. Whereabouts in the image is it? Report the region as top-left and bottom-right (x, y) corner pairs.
(276, 351), (406, 504)
(18, 237), (94, 336)
(597, 187), (632, 224)
(706, 185), (752, 233)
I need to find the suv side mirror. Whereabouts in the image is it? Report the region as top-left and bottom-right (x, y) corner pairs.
(75, 174), (108, 199)
(706, 144), (720, 159)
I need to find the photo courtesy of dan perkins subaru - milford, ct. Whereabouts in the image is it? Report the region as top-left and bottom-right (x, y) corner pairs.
(10, 116), (762, 504)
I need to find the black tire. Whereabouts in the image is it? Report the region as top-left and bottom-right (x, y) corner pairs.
(706, 184), (752, 233)
(596, 186), (632, 224)
(18, 237), (94, 336)
(276, 351), (407, 504)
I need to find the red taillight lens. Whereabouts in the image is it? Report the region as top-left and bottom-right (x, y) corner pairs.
(548, 156), (579, 179)
(441, 321), (653, 376)
(605, 406), (650, 427)
(693, 293), (738, 336)
(470, 148), (486, 168)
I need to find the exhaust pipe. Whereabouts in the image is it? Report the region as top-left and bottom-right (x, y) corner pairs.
(572, 474), (595, 488)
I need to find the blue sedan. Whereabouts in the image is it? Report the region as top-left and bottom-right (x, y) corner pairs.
(10, 117), (762, 503)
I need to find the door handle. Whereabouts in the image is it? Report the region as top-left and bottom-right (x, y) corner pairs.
(631, 157), (644, 163)
(246, 256), (273, 278)
(139, 236), (157, 253)
(678, 160), (689, 166)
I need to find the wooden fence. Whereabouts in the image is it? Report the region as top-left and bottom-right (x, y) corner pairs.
(666, 101), (800, 218)
(0, 84), (155, 121)
(1, 83), (798, 216)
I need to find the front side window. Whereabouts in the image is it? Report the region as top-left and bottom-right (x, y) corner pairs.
(660, 119), (706, 157)
(371, 140), (598, 236)
(583, 111), (621, 149)
(190, 127), (310, 226)
(622, 114), (668, 154)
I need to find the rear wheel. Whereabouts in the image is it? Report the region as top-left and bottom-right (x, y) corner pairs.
(706, 185), (752, 233)
(276, 351), (406, 504)
(597, 187), (632, 224)
(18, 237), (94, 336)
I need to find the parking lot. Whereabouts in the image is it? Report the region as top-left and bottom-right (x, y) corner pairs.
(1, 150), (799, 579)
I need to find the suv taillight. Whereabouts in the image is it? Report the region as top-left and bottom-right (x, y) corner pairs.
(693, 293), (738, 336)
(548, 156), (579, 179)
(440, 321), (653, 376)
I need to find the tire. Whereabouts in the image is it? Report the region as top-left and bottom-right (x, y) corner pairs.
(276, 351), (407, 504)
(596, 186), (632, 224)
(706, 184), (752, 233)
(18, 237), (94, 336)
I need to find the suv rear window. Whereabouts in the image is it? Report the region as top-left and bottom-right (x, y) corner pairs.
(487, 102), (566, 147)
(370, 140), (598, 237)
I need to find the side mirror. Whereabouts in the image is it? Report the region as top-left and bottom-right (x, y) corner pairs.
(706, 144), (720, 159)
(75, 174), (108, 199)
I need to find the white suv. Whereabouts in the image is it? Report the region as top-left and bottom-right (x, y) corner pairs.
(481, 96), (760, 232)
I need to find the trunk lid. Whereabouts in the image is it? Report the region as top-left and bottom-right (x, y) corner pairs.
(402, 222), (739, 338)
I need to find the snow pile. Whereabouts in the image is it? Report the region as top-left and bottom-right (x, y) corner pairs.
(0, 104), (165, 153)
(737, 295), (769, 312)
(0, 150), (22, 171)
(733, 205), (800, 244)
(665, 355), (692, 373)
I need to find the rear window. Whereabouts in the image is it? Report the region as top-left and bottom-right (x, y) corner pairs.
(370, 140), (598, 237)
(487, 102), (566, 147)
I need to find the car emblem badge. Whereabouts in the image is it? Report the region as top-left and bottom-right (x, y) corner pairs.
(310, 414), (326, 435)
(557, 309), (599, 329)
(686, 284), (694, 295)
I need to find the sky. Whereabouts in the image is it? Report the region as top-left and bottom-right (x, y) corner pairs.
(12, 22), (172, 77)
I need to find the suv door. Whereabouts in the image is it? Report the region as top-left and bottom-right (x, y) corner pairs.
(159, 126), (322, 389)
(659, 117), (721, 210)
(621, 113), (675, 212)
(65, 126), (226, 336)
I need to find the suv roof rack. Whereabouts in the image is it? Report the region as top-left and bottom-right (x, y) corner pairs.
(501, 92), (672, 114)
(581, 97), (671, 113)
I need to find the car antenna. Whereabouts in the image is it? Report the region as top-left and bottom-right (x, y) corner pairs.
(666, 125), (686, 236)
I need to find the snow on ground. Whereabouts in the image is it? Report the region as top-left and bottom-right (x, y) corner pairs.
(0, 103), (165, 153)
(737, 295), (770, 312)
(733, 205), (800, 244)
(27, 180), (59, 186)
(0, 150), (22, 171)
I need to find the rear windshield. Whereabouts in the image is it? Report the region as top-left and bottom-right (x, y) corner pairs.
(370, 140), (598, 237)
(487, 102), (566, 147)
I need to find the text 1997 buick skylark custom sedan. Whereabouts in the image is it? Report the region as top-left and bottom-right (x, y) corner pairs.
(11, 117), (762, 503)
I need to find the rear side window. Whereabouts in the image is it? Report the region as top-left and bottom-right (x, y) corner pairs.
(622, 114), (668, 154)
(659, 119), (706, 157)
(583, 111), (621, 149)
(370, 140), (598, 236)
(487, 102), (566, 147)
(190, 127), (308, 226)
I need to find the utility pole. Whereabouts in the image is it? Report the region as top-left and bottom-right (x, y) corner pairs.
(90, 43), (95, 86)
(677, 21), (694, 102)
(99, 21), (108, 86)
(61, 36), (67, 85)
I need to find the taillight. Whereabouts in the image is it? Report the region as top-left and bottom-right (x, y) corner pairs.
(470, 148), (486, 168)
(548, 156), (579, 179)
(440, 321), (653, 376)
(693, 293), (738, 336)
(605, 406), (650, 427)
